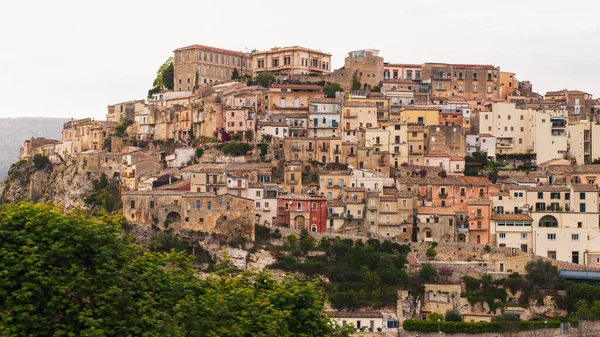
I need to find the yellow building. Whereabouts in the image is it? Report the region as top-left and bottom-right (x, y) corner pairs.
(252, 46), (331, 77)
(499, 72), (518, 99)
(399, 106), (440, 126)
(319, 171), (351, 200)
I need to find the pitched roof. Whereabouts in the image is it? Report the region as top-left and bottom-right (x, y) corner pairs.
(571, 184), (600, 192)
(271, 84), (323, 91)
(417, 207), (456, 215)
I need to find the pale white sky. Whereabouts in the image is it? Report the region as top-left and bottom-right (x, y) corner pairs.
(1, 0), (598, 120)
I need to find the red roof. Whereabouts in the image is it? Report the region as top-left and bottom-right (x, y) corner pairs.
(173, 44), (245, 56)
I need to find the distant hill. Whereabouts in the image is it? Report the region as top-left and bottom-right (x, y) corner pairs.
(0, 117), (70, 180)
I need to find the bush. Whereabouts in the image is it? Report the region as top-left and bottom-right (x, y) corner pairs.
(32, 154), (50, 170)
(221, 142), (250, 156)
(419, 263), (437, 282)
(426, 247), (437, 258)
(403, 319), (560, 333)
(231, 133), (242, 141)
(428, 312), (443, 321)
(445, 310), (463, 322)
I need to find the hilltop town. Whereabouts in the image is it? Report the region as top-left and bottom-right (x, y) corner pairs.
(7, 44), (600, 334)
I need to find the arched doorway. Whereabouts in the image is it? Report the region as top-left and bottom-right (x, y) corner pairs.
(539, 215), (558, 228)
(311, 224), (317, 232)
(457, 234), (466, 242)
(294, 215), (305, 230)
(166, 212), (182, 229)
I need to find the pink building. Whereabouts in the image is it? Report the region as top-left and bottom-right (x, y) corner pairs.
(224, 107), (255, 137)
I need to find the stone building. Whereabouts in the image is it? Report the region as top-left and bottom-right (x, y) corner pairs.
(327, 49), (384, 91)
(122, 191), (255, 239)
(19, 137), (59, 161)
(61, 118), (117, 156)
(282, 137), (343, 163)
(173, 44), (250, 91)
(251, 46), (331, 77)
(422, 63), (501, 101)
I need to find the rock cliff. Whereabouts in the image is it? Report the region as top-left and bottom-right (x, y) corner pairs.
(1, 159), (93, 211)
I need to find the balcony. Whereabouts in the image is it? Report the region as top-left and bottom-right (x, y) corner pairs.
(321, 146), (328, 152)
(475, 214), (484, 219)
(497, 142), (514, 148)
(207, 180), (226, 186)
(348, 152), (356, 156)
(344, 112), (357, 118)
(439, 193), (447, 199)
(333, 148), (341, 154)
(263, 206), (271, 211)
(291, 147), (301, 152)
(306, 147), (314, 152)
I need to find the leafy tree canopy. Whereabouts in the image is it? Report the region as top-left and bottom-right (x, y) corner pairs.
(0, 203), (349, 337)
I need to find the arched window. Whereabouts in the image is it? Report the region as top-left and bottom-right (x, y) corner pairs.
(311, 224), (317, 232)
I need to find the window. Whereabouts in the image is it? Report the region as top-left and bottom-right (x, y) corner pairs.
(256, 191), (261, 197)
(226, 202), (231, 210)
(580, 192), (586, 200)
(578, 222), (583, 228)
(572, 234), (580, 241)
(473, 85), (478, 93)
(521, 233), (528, 239)
(130, 200), (135, 209)
(426, 231), (432, 238)
(538, 192), (543, 199)
(196, 200), (201, 209)
(499, 233), (506, 239)
(550, 192), (560, 199)
(207, 201), (212, 210)
(312, 202), (317, 211)
(580, 203), (586, 212)
(547, 233), (556, 240)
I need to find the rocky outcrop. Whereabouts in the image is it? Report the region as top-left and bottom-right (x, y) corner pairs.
(1, 159), (93, 211)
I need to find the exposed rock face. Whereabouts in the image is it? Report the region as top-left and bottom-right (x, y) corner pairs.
(1, 159), (93, 211)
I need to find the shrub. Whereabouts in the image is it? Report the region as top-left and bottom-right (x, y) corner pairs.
(428, 312), (443, 321)
(419, 263), (437, 282)
(426, 247), (437, 258)
(32, 154), (50, 170)
(445, 310), (463, 322)
(221, 142), (250, 156)
(403, 319), (560, 333)
(231, 133), (242, 141)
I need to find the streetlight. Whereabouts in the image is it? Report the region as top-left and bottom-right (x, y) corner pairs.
(438, 318), (441, 333)
(544, 320), (547, 329)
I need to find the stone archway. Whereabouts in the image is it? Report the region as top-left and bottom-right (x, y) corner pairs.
(294, 215), (305, 230)
(457, 234), (466, 242)
(165, 211), (182, 229)
(539, 215), (558, 228)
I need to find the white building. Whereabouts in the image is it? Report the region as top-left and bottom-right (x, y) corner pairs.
(248, 184), (279, 226)
(308, 100), (341, 138)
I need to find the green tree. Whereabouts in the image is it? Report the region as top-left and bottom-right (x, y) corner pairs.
(426, 247), (437, 259)
(152, 57), (174, 90)
(525, 259), (563, 289)
(428, 312), (443, 321)
(351, 71), (361, 91)
(231, 132), (243, 141)
(195, 148), (204, 158)
(231, 68), (240, 80)
(324, 82), (344, 98)
(256, 72), (275, 88)
(445, 310), (463, 322)
(0, 203), (351, 337)
(420, 263), (438, 282)
(245, 130), (254, 142)
(221, 142), (250, 156)
(32, 154), (50, 170)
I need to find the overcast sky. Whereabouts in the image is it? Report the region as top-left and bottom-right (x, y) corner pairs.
(1, 0), (599, 120)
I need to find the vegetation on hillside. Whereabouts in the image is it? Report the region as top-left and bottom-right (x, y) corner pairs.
(0, 203), (352, 337)
(147, 57), (174, 97)
(258, 227), (411, 310)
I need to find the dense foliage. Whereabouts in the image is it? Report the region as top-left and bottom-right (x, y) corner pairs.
(221, 142), (251, 156)
(32, 154), (50, 170)
(267, 229), (411, 310)
(148, 57), (174, 97)
(0, 203), (349, 336)
(324, 82), (344, 98)
(403, 319), (561, 333)
(84, 173), (121, 213)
